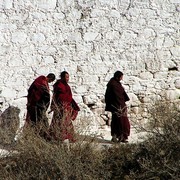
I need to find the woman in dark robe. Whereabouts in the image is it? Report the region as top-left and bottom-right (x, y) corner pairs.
(49, 71), (80, 142)
(105, 71), (130, 143)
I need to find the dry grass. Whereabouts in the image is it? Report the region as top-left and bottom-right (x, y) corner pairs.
(0, 101), (179, 180)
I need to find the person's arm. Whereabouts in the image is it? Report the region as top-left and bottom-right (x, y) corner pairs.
(124, 91), (130, 102)
(71, 99), (80, 111)
(112, 83), (125, 108)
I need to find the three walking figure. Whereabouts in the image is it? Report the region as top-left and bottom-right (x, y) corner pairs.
(25, 70), (130, 143)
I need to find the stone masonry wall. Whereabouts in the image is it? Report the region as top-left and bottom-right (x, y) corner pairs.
(0, 0), (180, 129)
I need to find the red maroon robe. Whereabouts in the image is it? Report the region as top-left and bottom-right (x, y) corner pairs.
(25, 75), (50, 129)
(49, 79), (80, 142)
(105, 78), (130, 140)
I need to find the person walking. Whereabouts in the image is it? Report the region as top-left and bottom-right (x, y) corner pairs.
(25, 73), (55, 136)
(49, 71), (80, 142)
(105, 71), (130, 143)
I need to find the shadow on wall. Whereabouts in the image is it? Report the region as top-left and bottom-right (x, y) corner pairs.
(0, 106), (20, 145)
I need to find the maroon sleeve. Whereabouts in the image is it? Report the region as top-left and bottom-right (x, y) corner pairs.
(71, 99), (80, 111)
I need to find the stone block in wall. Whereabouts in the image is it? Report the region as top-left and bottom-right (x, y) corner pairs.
(35, 66), (52, 75)
(8, 57), (23, 67)
(32, 12), (47, 20)
(53, 12), (65, 20)
(84, 32), (100, 42)
(73, 95), (83, 104)
(0, 0), (13, 9)
(139, 72), (153, 80)
(131, 82), (144, 94)
(143, 94), (162, 104)
(31, 33), (46, 43)
(121, 30), (138, 44)
(170, 46), (180, 57)
(157, 50), (172, 62)
(35, 0), (57, 10)
(17, 89), (27, 99)
(163, 36), (174, 47)
(142, 28), (156, 40)
(90, 9), (106, 17)
(128, 93), (141, 107)
(98, 0), (119, 8)
(82, 95), (98, 106)
(154, 36), (164, 49)
(169, 0), (180, 3)
(74, 85), (88, 94)
(165, 89), (180, 101)
(0, 34), (5, 43)
(154, 80), (168, 90)
(130, 106), (139, 114)
(109, 10), (120, 18)
(1, 87), (16, 99)
(154, 72), (169, 79)
(105, 31), (120, 40)
(57, 0), (74, 10)
(11, 32), (27, 44)
(0, 45), (11, 55)
(37, 46), (57, 56)
(67, 32), (82, 42)
(43, 56), (55, 64)
(175, 79), (180, 89)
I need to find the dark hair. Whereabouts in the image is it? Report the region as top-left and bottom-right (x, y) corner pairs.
(60, 71), (69, 78)
(47, 73), (55, 81)
(114, 71), (123, 79)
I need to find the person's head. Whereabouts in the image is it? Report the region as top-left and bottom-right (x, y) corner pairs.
(114, 71), (123, 81)
(47, 73), (56, 83)
(60, 71), (69, 83)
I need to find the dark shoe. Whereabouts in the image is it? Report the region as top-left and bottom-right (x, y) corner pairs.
(118, 135), (128, 143)
(111, 136), (118, 143)
(120, 139), (128, 143)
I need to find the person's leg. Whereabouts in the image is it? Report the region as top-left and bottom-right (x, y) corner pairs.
(120, 116), (130, 142)
(27, 106), (37, 123)
(60, 109), (77, 142)
(37, 107), (50, 139)
(48, 110), (61, 141)
(111, 113), (122, 142)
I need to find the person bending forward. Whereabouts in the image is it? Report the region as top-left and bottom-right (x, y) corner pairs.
(25, 73), (55, 136)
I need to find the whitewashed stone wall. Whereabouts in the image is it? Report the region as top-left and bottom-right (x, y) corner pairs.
(0, 0), (180, 129)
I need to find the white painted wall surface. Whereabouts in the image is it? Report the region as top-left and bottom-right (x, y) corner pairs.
(0, 0), (180, 129)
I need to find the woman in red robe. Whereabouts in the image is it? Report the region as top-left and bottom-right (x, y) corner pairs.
(105, 71), (130, 143)
(49, 71), (80, 142)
